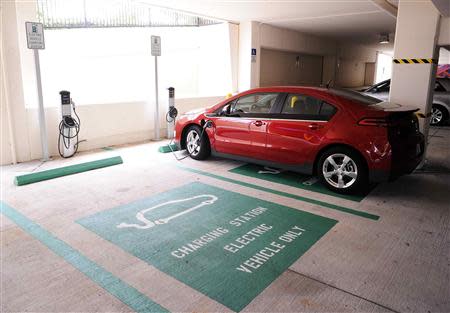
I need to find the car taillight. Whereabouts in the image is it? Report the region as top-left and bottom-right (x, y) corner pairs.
(358, 118), (390, 127)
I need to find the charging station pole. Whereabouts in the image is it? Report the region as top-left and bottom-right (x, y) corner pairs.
(26, 22), (49, 161)
(151, 35), (161, 140)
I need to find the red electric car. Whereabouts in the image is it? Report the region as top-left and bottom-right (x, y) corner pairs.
(174, 87), (424, 194)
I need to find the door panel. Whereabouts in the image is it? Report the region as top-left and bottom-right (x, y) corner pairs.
(212, 117), (270, 159)
(249, 119), (267, 157)
(266, 120), (328, 165)
(212, 117), (252, 156)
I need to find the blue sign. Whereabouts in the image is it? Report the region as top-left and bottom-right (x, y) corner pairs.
(251, 48), (257, 56)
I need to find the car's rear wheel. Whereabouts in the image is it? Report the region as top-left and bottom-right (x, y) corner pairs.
(430, 104), (448, 126)
(184, 125), (211, 160)
(317, 147), (368, 194)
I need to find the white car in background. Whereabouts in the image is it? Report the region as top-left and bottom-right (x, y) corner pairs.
(363, 78), (450, 126)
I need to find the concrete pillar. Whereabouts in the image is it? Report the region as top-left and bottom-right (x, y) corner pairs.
(238, 21), (261, 91)
(389, 0), (441, 143)
(0, 0), (32, 162)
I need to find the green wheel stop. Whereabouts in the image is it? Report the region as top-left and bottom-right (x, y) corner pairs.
(14, 156), (123, 186)
(158, 143), (179, 153)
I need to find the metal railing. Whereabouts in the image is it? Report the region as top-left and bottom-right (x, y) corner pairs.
(37, 0), (220, 28)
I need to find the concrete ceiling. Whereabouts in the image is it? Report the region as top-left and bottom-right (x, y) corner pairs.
(137, 0), (398, 51)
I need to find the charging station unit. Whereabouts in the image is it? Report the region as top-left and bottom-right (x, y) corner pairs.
(166, 87), (177, 139)
(58, 90), (81, 158)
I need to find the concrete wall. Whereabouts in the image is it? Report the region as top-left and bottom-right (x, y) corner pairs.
(336, 60), (367, 87)
(239, 23), (338, 90)
(259, 24), (337, 56)
(260, 49), (323, 86)
(336, 42), (378, 87)
(439, 47), (450, 64)
(364, 63), (376, 85)
(240, 23), (379, 89)
(438, 17), (449, 46)
(322, 56), (337, 85)
(23, 96), (223, 161)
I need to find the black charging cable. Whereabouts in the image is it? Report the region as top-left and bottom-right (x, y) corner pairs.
(166, 107), (178, 123)
(165, 107), (190, 161)
(58, 105), (81, 158)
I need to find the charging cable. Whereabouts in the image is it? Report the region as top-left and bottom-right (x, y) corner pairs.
(58, 101), (81, 158)
(165, 108), (190, 161)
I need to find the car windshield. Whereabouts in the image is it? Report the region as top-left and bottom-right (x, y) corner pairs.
(329, 88), (382, 105)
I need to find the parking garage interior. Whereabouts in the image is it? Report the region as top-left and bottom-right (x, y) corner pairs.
(1, 0), (449, 312)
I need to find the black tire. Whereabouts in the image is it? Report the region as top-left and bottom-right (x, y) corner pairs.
(430, 104), (448, 126)
(317, 147), (368, 194)
(184, 125), (211, 160)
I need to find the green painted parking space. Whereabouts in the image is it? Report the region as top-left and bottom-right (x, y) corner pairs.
(229, 164), (373, 202)
(78, 182), (337, 312)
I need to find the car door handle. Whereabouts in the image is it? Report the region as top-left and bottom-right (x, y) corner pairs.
(253, 120), (265, 127)
(308, 123), (323, 130)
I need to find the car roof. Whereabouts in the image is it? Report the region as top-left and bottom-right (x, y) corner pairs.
(246, 86), (328, 93)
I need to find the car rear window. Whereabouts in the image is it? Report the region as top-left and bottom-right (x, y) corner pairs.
(329, 88), (382, 105)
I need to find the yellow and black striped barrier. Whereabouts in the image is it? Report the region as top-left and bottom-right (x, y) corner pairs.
(393, 58), (437, 64)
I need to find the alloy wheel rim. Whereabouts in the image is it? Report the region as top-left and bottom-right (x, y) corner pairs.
(431, 107), (443, 125)
(186, 130), (201, 156)
(322, 153), (358, 189)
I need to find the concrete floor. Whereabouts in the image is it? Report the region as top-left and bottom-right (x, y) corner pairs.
(1, 127), (449, 313)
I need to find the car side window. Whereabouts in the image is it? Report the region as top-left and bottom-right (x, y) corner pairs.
(232, 93), (279, 114)
(281, 94), (336, 120)
(214, 99), (236, 115)
(319, 102), (337, 119)
(282, 94), (321, 115)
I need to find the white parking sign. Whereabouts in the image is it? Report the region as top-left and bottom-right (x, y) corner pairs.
(151, 35), (161, 56)
(25, 22), (45, 49)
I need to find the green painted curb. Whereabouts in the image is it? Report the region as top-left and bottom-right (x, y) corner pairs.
(14, 156), (123, 186)
(178, 166), (380, 221)
(0, 201), (168, 313)
(158, 144), (179, 153)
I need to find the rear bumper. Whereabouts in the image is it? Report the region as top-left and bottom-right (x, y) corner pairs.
(389, 133), (425, 180)
(367, 132), (424, 183)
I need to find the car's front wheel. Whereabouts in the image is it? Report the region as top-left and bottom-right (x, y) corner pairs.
(184, 125), (211, 160)
(430, 104), (448, 126)
(317, 147), (368, 194)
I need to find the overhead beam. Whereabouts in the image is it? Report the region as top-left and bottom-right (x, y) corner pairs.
(370, 0), (398, 18)
(431, 0), (450, 16)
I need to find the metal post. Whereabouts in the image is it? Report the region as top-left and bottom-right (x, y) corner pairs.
(154, 55), (160, 140)
(34, 49), (50, 161)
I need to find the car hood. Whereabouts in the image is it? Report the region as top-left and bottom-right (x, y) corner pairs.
(368, 101), (419, 112)
(182, 107), (208, 115)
